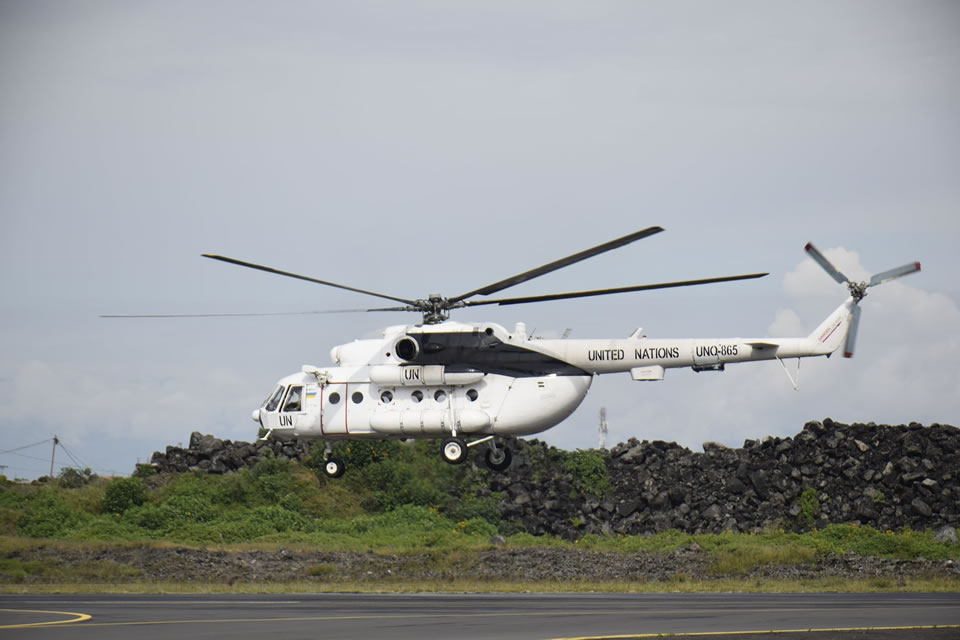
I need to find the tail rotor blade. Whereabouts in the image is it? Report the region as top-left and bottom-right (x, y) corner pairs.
(805, 242), (850, 284)
(868, 262), (921, 287)
(844, 304), (861, 358)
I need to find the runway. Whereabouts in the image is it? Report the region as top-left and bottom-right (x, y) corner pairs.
(1, 592), (958, 639)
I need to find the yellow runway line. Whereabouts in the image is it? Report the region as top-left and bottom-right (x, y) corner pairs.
(0, 608), (92, 629)
(551, 624), (960, 640)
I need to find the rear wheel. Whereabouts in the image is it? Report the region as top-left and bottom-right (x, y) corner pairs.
(485, 445), (512, 472)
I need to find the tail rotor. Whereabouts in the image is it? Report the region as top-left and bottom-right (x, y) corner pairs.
(804, 243), (921, 358)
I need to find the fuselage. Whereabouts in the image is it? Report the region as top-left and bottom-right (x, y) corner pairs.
(253, 320), (595, 441)
(254, 300), (852, 442)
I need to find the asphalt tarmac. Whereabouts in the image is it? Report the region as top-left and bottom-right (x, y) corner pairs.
(1, 592), (958, 639)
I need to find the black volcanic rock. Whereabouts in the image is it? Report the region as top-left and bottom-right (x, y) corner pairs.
(148, 420), (959, 538)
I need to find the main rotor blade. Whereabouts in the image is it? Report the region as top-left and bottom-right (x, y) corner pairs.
(202, 254), (419, 306)
(804, 242), (850, 285)
(844, 303), (861, 358)
(449, 226), (665, 303)
(100, 308), (396, 318)
(868, 261), (921, 287)
(461, 272), (768, 307)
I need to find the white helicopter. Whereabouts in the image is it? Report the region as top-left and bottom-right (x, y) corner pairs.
(106, 227), (920, 477)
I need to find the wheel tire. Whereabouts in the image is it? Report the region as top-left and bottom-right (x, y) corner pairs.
(485, 445), (512, 472)
(441, 437), (467, 465)
(323, 458), (345, 478)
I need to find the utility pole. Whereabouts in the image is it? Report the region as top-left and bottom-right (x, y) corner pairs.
(50, 435), (59, 478)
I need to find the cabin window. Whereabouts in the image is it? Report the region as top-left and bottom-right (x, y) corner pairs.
(380, 390), (393, 403)
(328, 392), (341, 405)
(352, 391), (364, 404)
(282, 386), (303, 412)
(466, 389), (479, 402)
(411, 390), (423, 403)
(434, 390), (447, 402)
(264, 386), (285, 412)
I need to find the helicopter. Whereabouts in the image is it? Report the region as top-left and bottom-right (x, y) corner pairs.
(105, 227), (920, 477)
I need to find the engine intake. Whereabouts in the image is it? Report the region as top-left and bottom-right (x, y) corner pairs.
(394, 336), (420, 362)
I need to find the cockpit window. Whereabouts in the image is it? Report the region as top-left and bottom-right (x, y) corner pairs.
(282, 386), (303, 412)
(264, 386), (285, 412)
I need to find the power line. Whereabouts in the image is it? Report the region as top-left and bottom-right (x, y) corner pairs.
(0, 438), (54, 455)
(56, 440), (90, 470)
(0, 436), (128, 478)
(0, 451), (51, 463)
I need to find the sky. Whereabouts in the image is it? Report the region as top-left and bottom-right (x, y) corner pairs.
(1, 1), (958, 479)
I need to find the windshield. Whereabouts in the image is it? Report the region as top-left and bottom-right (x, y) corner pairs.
(263, 386), (285, 412)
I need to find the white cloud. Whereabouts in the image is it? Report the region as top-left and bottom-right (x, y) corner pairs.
(768, 308), (805, 337)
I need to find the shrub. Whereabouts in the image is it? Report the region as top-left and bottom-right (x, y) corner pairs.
(442, 492), (502, 525)
(354, 458), (446, 511)
(796, 487), (820, 528)
(101, 477), (147, 515)
(165, 493), (218, 523)
(0, 507), (22, 535)
(123, 503), (179, 532)
(456, 517), (498, 538)
(249, 458), (299, 504)
(562, 450), (611, 498)
(58, 467), (97, 489)
(66, 515), (145, 541)
(17, 489), (88, 537)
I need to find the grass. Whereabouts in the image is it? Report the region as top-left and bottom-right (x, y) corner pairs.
(2, 522), (957, 557)
(2, 576), (958, 595)
(705, 544), (819, 576)
(2, 528), (958, 594)
(0, 557), (143, 583)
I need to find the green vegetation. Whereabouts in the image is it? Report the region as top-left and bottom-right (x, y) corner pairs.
(561, 449), (611, 498)
(1, 445), (958, 592)
(796, 487), (820, 527)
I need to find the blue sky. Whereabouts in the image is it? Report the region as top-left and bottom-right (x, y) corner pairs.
(2, 1), (958, 478)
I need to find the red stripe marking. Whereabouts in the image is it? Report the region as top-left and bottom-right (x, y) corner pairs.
(819, 318), (842, 342)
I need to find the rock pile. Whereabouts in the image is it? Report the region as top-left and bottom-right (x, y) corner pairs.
(149, 432), (312, 474)
(149, 419), (959, 537)
(491, 419), (959, 538)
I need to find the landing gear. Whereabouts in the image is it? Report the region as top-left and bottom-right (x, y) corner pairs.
(484, 443), (512, 472)
(441, 437), (467, 465)
(322, 458), (345, 478)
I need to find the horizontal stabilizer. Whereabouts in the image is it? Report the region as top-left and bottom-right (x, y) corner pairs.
(745, 341), (780, 350)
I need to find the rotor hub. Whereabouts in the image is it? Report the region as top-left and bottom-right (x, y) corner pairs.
(849, 281), (868, 302)
(420, 294), (451, 324)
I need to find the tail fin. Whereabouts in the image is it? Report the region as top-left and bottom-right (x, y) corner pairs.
(807, 299), (854, 355)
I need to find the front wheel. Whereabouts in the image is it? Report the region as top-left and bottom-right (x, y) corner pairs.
(485, 445), (512, 472)
(323, 458), (345, 478)
(441, 437), (467, 465)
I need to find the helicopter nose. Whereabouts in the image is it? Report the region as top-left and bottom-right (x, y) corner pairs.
(251, 408), (261, 424)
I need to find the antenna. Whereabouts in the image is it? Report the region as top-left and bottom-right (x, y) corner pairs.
(598, 408), (608, 449)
